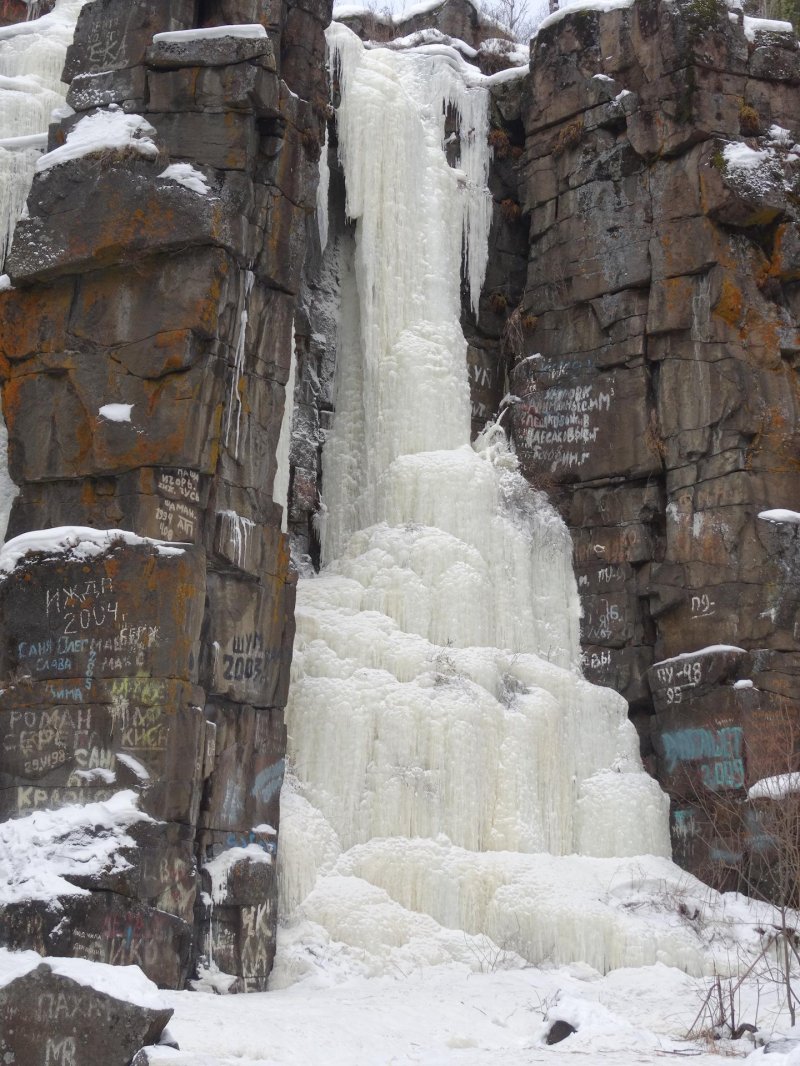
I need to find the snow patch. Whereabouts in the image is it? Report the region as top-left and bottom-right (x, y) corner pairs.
(45, 955), (162, 1008)
(535, 0), (635, 37)
(0, 790), (151, 904)
(333, 0), (480, 19)
(158, 162), (210, 195)
(36, 107), (158, 172)
(203, 844), (273, 905)
(45, 953), (167, 1010)
(152, 24), (268, 43)
(190, 960), (238, 995)
(0, 947), (42, 989)
(388, 27), (478, 57)
(72, 767), (116, 784)
(485, 65), (529, 85)
(748, 773), (800, 801)
(721, 136), (800, 199)
(653, 645), (746, 667)
(742, 13), (794, 40)
(116, 753), (151, 784)
(759, 509), (800, 525)
(724, 140), (774, 172)
(0, 525), (186, 575)
(98, 402), (133, 422)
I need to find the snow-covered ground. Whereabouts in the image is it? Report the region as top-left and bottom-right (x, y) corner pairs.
(154, 960), (795, 1064)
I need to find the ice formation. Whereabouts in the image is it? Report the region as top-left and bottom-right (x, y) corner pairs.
(219, 509), (256, 568)
(273, 337), (296, 533)
(224, 269), (255, 460)
(274, 25), (707, 986)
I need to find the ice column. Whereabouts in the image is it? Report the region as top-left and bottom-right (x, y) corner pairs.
(276, 25), (678, 981)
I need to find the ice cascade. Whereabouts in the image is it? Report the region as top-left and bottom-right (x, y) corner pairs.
(271, 23), (705, 985)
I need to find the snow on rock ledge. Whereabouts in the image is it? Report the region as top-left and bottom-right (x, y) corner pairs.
(0, 789), (151, 905)
(146, 24), (274, 70)
(152, 24), (268, 42)
(0, 525), (185, 575)
(759, 509), (800, 524)
(35, 107), (158, 172)
(748, 772), (800, 800)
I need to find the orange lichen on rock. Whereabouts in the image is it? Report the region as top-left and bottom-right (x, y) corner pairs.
(713, 276), (744, 328)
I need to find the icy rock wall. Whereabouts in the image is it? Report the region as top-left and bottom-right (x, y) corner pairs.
(276, 24), (685, 984)
(0, 0), (330, 990)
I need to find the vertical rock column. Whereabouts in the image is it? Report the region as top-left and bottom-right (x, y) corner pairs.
(0, 0), (328, 989)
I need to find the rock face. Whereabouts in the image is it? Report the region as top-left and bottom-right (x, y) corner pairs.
(0, 0), (28, 27)
(0, 0), (329, 989)
(502, 0), (800, 882)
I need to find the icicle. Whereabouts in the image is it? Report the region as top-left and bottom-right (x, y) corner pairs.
(0, 404), (18, 542)
(0, 138), (41, 270)
(218, 509), (255, 569)
(272, 319), (296, 533)
(316, 123), (330, 255)
(224, 270), (255, 461)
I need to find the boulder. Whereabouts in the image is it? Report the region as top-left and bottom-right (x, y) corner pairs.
(0, 952), (172, 1066)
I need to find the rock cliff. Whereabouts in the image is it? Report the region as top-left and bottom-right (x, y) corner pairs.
(503, 0), (800, 881)
(0, 0), (328, 990)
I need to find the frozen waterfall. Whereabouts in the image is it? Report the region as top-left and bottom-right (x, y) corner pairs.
(273, 25), (707, 986)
